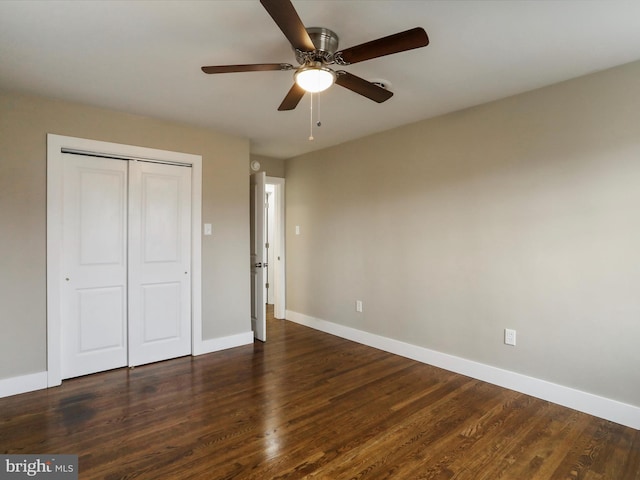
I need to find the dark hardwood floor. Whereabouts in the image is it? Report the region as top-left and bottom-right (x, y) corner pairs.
(1, 306), (639, 479)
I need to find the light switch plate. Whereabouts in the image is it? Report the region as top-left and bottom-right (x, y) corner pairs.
(505, 328), (516, 346)
(204, 223), (212, 236)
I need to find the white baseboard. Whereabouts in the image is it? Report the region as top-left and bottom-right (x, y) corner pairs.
(0, 371), (48, 399)
(0, 334), (253, 399)
(286, 309), (640, 430)
(193, 331), (254, 356)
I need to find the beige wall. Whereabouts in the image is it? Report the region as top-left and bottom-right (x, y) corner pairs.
(249, 154), (285, 178)
(0, 91), (250, 380)
(285, 60), (640, 407)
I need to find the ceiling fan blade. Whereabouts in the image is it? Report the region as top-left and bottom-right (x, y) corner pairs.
(260, 0), (315, 52)
(335, 71), (393, 103)
(278, 83), (306, 111)
(335, 27), (429, 65)
(201, 63), (293, 74)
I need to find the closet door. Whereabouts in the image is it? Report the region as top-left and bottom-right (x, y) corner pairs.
(128, 161), (192, 367)
(61, 154), (128, 379)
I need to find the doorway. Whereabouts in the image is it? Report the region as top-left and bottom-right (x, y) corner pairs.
(249, 174), (285, 342)
(47, 134), (203, 387)
(265, 176), (285, 320)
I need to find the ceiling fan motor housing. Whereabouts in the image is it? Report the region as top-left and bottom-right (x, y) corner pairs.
(295, 27), (340, 65)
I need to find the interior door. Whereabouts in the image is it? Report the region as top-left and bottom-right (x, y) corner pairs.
(61, 154), (128, 379)
(128, 161), (192, 366)
(250, 172), (266, 341)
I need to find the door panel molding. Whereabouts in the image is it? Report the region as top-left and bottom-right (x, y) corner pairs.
(47, 134), (202, 387)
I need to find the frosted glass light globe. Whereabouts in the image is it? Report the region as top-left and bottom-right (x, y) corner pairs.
(295, 66), (336, 93)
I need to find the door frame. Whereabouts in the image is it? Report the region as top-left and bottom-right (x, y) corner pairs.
(46, 134), (202, 387)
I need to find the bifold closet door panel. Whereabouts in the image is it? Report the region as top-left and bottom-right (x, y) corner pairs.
(61, 154), (128, 379)
(128, 161), (192, 367)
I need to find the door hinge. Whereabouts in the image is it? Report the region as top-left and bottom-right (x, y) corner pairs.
(266, 282), (270, 289)
(265, 242), (270, 249)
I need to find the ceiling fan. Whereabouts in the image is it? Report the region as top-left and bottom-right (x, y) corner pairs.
(201, 0), (429, 111)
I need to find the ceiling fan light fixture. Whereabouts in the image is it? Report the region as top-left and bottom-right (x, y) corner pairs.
(294, 65), (336, 93)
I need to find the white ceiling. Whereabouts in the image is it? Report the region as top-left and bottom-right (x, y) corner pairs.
(2, 1), (640, 159)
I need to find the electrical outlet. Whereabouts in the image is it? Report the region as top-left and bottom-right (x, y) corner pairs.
(505, 328), (516, 346)
(356, 300), (363, 313)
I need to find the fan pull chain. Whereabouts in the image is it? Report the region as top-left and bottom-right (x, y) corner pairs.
(308, 92), (323, 141)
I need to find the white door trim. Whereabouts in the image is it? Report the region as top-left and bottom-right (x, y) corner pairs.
(46, 134), (202, 387)
(265, 176), (286, 319)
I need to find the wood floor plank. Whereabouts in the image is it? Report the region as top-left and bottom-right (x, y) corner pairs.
(1, 306), (638, 479)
